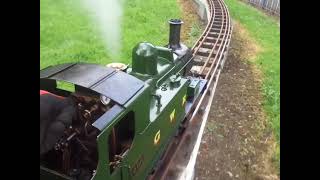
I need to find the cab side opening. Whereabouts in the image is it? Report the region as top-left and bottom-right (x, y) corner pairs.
(40, 84), (116, 180)
(108, 111), (135, 173)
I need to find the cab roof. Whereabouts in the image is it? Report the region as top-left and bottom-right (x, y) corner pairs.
(40, 63), (144, 105)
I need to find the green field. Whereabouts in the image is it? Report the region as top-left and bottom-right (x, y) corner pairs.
(225, 0), (280, 167)
(40, 0), (182, 69)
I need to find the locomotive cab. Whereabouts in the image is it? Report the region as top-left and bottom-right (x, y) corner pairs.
(40, 63), (146, 180)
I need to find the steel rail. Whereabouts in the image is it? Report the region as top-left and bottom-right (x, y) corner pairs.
(191, 0), (215, 55)
(204, 0), (232, 80)
(199, 0), (226, 75)
(147, 0), (233, 179)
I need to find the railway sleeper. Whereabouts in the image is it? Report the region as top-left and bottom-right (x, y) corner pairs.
(212, 20), (224, 23)
(201, 42), (220, 49)
(194, 39), (218, 50)
(193, 54), (216, 62)
(190, 66), (212, 77)
(213, 13), (223, 16)
(212, 15), (222, 17)
(213, 22), (227, 26)
(210, 28), (227, 32)
(210, 27), (226, 31)
(214, 15), (223, 18)
(197, 46), (220, 54)
(193, 56), (214, 66)
(212, 24), (226, 29)
(213, 18), (227, 22)
(207, 32), (220, 38)
(203, 36), (223, 42)
(213, 5), (222, 8)
(203, 37), (224, 44)
(199, 43), (223, 50)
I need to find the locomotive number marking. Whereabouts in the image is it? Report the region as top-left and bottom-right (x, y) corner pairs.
(154, 130), (161, 145)
(170, 109), (176, 123)
(131, 155), (144, 176)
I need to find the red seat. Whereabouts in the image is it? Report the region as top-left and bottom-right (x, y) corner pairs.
(40, 90), (64, 99)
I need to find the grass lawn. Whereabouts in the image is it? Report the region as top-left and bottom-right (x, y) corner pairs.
(40, 0), (182, 69)
(225, 0), (280, 168)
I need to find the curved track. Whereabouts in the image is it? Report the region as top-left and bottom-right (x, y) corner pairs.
(148, 0), (233, 179)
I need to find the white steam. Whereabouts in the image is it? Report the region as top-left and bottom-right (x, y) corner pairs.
(82, 0), (123, 59)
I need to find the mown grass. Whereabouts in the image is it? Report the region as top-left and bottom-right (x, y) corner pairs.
(225, 0), (280, 169)
(40, 0), (182, 69)
(186, 22), (203, 47)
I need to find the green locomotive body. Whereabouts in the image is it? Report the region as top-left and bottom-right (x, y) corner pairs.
(40, 19), (207, 180)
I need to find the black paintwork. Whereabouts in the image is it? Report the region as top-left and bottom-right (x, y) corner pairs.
(168, 19), (183, 50)
(40, 63), (145, 105)
(92, 104), (124, 131)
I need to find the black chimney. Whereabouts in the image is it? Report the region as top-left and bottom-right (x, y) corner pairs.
(168, 19), (183, 50)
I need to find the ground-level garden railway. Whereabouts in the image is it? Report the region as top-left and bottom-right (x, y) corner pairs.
(40, 0), (234, 179)
(147, 0), (233, 179)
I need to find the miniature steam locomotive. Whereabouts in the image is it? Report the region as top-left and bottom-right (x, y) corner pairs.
(40, 19), (207, 180)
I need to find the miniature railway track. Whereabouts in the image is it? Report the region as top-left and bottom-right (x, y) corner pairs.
(148, 0), (233, 179)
